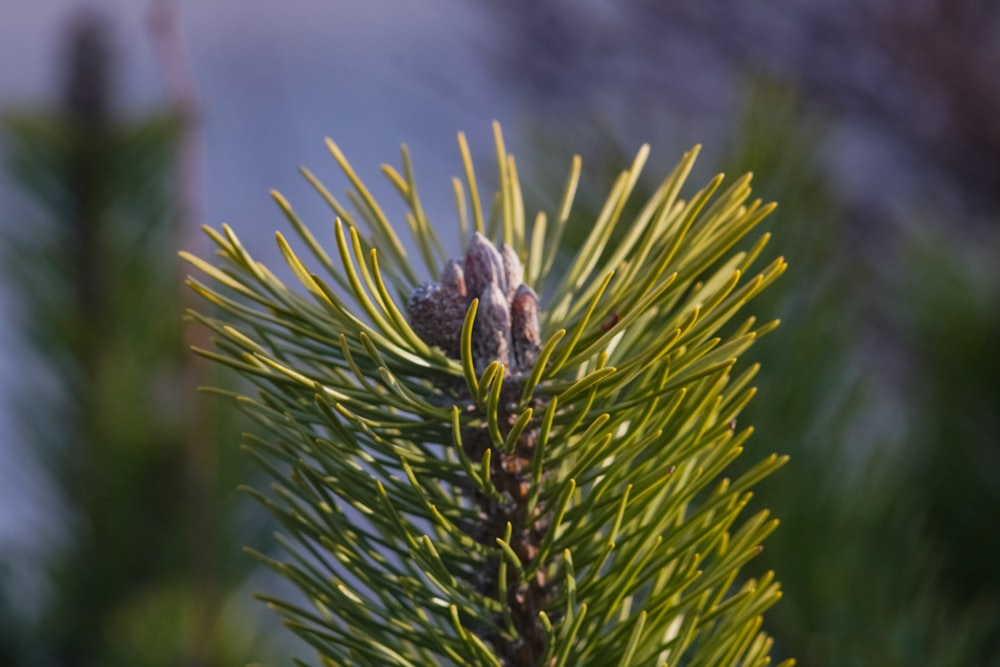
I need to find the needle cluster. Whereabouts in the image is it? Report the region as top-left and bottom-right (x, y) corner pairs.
(184, 123), (794, 667)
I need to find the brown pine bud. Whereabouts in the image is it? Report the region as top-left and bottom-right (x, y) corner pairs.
(407, 282), (467, 358)
(511, 285), (541, 371)
(439, 259), (467, 299)
(472, 283), (511, 374)
(464, 233), (506, 301)
(499, 243), (523, 301)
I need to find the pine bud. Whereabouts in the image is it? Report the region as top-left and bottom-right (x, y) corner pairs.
(407, 282), (467, 358)
(499, 243), (523, 301)
(439, 259), (467, 298)
(472, 283), (511, 374)
(511, 285), (541, 371)
(464, 233), (506, 300)
(408, 236), (542, 372)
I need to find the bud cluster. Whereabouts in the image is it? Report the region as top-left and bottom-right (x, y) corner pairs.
(407, 233), (540, 375)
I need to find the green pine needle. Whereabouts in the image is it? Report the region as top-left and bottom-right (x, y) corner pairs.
(185, 123), (793, 667)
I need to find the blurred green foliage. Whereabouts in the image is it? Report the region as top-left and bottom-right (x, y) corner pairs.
(0, 14), (280, 666)
(723, 84), (1000, 667)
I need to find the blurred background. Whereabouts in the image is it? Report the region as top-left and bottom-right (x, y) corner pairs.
(1, 1), (997, 665)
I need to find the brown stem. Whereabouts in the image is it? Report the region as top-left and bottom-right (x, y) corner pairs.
(463, 386), (554, 666)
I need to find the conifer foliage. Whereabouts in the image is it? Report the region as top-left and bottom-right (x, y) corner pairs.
(184, 123), (793, 666)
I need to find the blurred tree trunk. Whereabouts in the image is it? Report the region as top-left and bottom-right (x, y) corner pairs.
(0, 9), (277, 666)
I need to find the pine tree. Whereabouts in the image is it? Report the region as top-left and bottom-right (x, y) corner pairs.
(184, 122), (793, 666)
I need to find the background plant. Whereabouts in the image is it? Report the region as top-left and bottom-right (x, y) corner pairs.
(0, 13), (280, 665)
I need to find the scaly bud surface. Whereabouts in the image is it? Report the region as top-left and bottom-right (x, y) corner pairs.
(472, 283), (511, 374)
(439, 259), (467, 298)
(464, 232), (506, 300)
(499, 243), (523, 302)
(407, 282), (467, 359)
(408, 234), (541, 376)
(510, 285), (541, 371)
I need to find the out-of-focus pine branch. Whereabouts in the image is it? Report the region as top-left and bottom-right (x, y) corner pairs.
(0, 11), (278, 666)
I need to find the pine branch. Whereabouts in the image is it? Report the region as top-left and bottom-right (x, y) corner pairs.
(185, 122), (794, 666)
